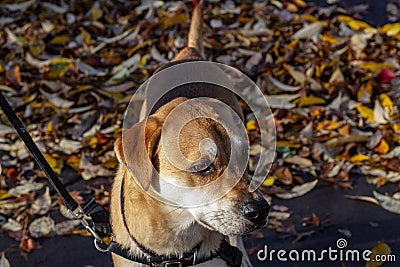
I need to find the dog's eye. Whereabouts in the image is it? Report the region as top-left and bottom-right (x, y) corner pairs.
(191, 162), (215, 176)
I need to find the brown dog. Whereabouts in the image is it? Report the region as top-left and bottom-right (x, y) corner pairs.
(110, 3), (269, 266)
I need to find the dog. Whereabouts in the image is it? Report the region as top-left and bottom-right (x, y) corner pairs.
(110, 2), (270, 266)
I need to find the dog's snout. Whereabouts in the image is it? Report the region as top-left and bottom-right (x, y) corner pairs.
(239, 198), (269, 224)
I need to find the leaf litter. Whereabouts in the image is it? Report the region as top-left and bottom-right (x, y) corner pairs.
(0, 0), (399, 255)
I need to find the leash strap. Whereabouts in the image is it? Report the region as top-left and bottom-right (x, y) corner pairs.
(0, 91), (105, 242)
(0, 91), (78, 212)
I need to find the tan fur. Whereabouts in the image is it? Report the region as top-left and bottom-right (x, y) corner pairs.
(110, 3), (266, 267)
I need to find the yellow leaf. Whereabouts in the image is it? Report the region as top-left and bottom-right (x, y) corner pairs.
(392, 124), (399, 133)
(365, 241), (392, 267)
(50, 35), (70, 45)
(356, 105), (376, 123)
(357, 81), (373, 103)
(315, 63), (326, 78)
(287, 39), (299, 48)
(47, 120), (53, 133)
(81, 28), (91, 45)
(292, 0), (307, 7)
(353, 62), (392, 73)
(66, 155), (81, 171)
(91, 5), (103, 21)
(102, 156), (118, 169)
(379, 23), (400, 37)
(296, 96), (326, 107)
(316, 121), (344, 131)
(276, 141), (302, 149)
(379, 94), (394, 115)
(349, 154), (371, 164)
(338, 15), (374, 31)
(0, 190), (13, 200)
(321, 34), (339, 44)
(138, 56), (147, 69)
(158, 14), (189, 30)
(373, 139), (390, 155)
(49, 58), (74, 78)
(263, 177), (275, 187)
(44, 154), (64, 174)
(300, 14), (318, 23)
(72, 229), (92, 237)
(246, 120), (257, 131)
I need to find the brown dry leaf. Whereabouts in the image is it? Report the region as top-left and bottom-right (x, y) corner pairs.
(274, 167), (293, 185)
(5, 65), (21, 87)
(19, 235), (40, 253)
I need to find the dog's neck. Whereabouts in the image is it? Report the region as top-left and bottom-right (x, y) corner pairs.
(112, 168), (222, 258)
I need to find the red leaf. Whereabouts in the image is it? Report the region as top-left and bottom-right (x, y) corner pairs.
(6, 167), (18, 179)
(376, 69), (395, 84)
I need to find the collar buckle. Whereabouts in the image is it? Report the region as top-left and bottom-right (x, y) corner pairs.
(159, 261), (183, 267)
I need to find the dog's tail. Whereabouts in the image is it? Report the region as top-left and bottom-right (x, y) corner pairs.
(188, 1), (204, 57)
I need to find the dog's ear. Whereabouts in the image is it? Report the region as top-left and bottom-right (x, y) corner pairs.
(114, 116), (162, 191)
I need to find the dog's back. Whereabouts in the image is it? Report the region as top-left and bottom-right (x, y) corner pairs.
(141, 2), (243, 119)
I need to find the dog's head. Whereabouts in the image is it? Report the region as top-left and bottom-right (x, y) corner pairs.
(115, 97), (269, 235)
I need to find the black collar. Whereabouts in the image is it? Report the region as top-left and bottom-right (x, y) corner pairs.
(112, 177), (243, 267)
(107, 238), (242, 267)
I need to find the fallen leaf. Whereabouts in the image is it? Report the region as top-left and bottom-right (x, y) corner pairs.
(345, 195), (379, 205)
(296, 96), (326, 107)
(376, 69), (395, 83)
(269, 211), (291, 220)
(40, 89), (74, 109)
(2, 218), (23, 232)
(357, 105), (376, 123)
(265, 94), (301, 109)
(28, 216), (55, 238)
(8, 180), (44, 196)
(373, 139), (390, 154)
(373, 99), (389, 124)
(349, 154), (371, 164)
(55, 220), (81, 236)
(268, 76), (302, 92)
(29, 187), (51, 215)
(373, 191), (400, 214)
(0, 252), (10, 267)
(292, 22), (323, 39)
(284, 155), (313, 167)
(5, 65), (21, 87)
(365, 241), (392, 267)
(276, 180), (318, 199)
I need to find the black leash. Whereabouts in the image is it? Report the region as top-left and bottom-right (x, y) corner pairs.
(0, 91), (243, 267)
(0, 91), (106, 243)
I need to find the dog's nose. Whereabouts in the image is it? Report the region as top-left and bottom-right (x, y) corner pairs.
(239, 198), (270, 225)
